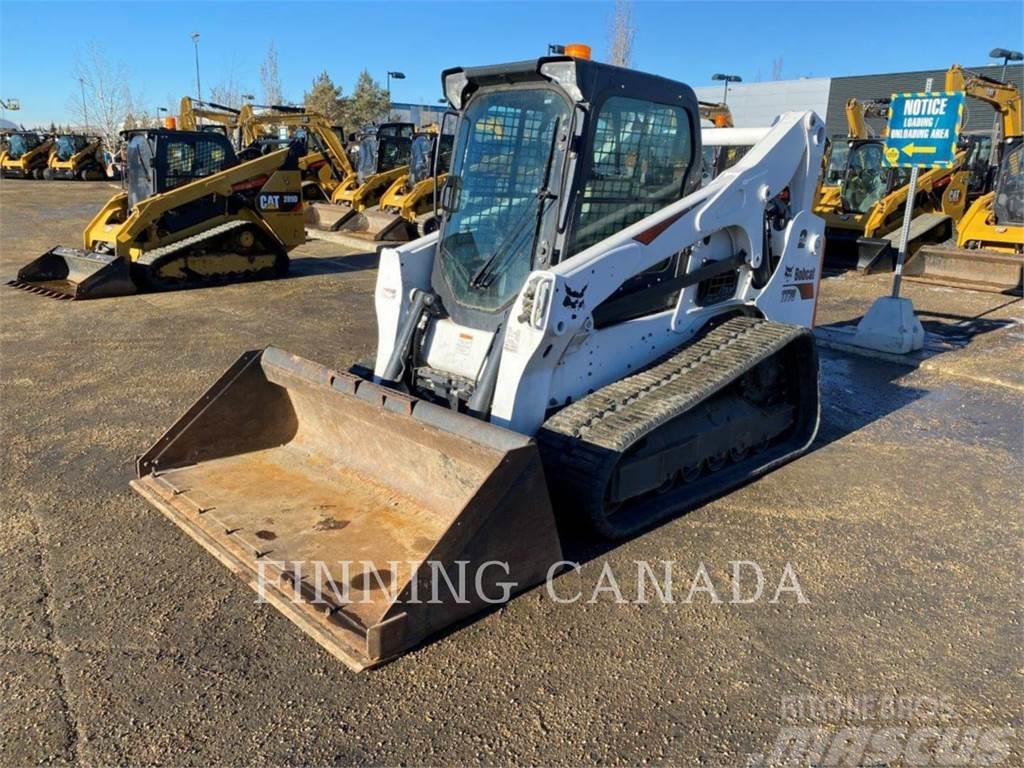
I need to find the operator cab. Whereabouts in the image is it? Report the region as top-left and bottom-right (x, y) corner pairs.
(355, 130), (413, 183)
(409, 129), (454, 186)
(992, 136), (1023, 227)
(123, 129), (238, 206)
(837, 139), (912, 215)
(959, 132), (994, 198)
(433, 55), (700, 332)
(6, 132), (43, 159)
(54, 135), (93, 160)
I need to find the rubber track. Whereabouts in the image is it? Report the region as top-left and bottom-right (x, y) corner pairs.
(135, 220), (251, 265)
(537, 316), (812, 538)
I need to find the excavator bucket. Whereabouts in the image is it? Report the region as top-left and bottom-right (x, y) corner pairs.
(130, 347), (563, 670)
(7, 246), (136, 299)
(904, 245), (1023, 295)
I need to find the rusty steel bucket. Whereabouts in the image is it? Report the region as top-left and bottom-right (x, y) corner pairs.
(336, 208), (414, 242)
(130, 347), (562, 670)
(7, 246), (136, 299)
(304, 202), (356, 231)
(903, 244), (1023, 295)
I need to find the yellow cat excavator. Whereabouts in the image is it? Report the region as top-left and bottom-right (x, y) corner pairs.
(8, 128), (306, 299)
(237, 106), (354, 202)
(0, 132), (55, 178)
(179, 97), (244, 147)
(905, 65), (1023, 294)
(334, 124), (454, 241)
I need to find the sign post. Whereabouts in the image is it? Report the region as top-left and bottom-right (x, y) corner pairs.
(852, 78), (964, 354)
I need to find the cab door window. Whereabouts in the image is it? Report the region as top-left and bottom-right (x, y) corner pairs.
(569, 96), (694, 255)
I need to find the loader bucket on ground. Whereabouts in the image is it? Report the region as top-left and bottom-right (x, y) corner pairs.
(904, 245), (1023, 295)
(305, 202), (357, 231)
(130, 347), (563, 670)
(7, 246), (136, 299)
(337, 208), (415, 242)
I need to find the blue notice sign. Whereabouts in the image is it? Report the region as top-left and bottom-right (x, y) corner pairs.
(883, 91), (964, 168)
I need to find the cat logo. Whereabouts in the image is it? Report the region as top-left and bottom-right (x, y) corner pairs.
(258, 193), (301, 212)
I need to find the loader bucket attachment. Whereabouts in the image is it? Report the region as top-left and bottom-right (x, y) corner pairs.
(305, 202), (357, 231)
(7, 246), (136, 299)
(904, 245), (1023, 295)
(130, 347), (563, 670)
(338, 208), (415, 242)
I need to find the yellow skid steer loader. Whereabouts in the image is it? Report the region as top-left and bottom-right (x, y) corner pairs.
(132, 54), (827, 669)
(336, 125), (454, 241)
(308, 123), (415, 231)
(8, 128), (306, 299)
(0, 132), (55, 178)
(44, 134), (106, 180)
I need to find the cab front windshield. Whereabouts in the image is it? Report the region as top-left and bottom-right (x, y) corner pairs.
(56, 136), (89, 160)
(439, 88), (568, 312)
(8, 134), (40, 159)
(841, 142), (887, 213)
(993, 140), (1023, 226)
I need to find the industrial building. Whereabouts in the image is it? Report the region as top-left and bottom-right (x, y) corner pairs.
(694, 63), (1024, 135)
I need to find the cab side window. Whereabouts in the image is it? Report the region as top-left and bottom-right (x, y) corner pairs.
(569, 96), (694, 255)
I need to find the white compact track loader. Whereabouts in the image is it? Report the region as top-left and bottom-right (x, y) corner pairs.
(131, 54), (827, 669)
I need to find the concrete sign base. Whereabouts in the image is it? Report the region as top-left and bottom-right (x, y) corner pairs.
(852, 296), (926, 354)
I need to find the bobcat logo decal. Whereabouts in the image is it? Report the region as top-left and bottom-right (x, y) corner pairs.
(563, 283), (588, 310)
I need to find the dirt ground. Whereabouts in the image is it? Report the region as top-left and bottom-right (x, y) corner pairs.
(1, 179), (1021, 767)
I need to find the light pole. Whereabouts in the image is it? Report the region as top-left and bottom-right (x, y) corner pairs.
(157, 106), (168, 126)
(711, 73), (742, 105)
(191, 32), (202, 102)
(79, 77), (89, 131)
(386, 71), (405, 100)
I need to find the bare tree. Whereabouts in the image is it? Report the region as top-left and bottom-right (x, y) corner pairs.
(67, 42), (137, 148)
(259, 43), (283, 106)
(771, 57), (784, 81)
(207, 56), (246, 109)
(607, 0), (636, 68)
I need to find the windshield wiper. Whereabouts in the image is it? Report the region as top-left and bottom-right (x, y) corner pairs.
(470, 117), (561, 291)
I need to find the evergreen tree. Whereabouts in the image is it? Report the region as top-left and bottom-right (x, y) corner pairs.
(303, 71), (345, 123)
(342, 70), (390, 131)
